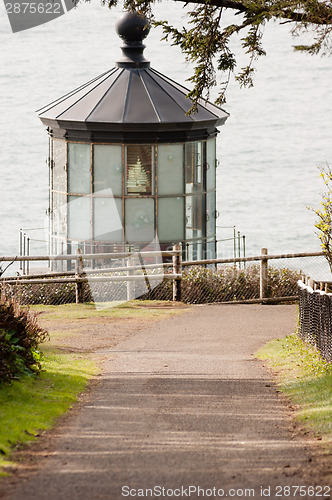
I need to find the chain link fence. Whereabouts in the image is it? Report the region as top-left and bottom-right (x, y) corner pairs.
(1, 263), (173, 306)
(142, 253), (329, 303)
(1, 250), (329, 306)
(298, 280), (332, 363)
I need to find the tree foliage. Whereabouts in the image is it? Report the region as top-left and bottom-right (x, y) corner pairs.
(100, 0), (332, 108)
(310, 164), (332, 273)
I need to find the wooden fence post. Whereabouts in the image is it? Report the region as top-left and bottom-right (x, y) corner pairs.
(75, 249), (84, 304)
(173, 243), (182, 302)
(260, 247), (268, 301)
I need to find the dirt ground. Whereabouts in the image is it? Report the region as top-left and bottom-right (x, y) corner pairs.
(0, 303), (331, 500)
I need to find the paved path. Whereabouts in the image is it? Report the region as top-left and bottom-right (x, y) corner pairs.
(1, 304), (329, 500)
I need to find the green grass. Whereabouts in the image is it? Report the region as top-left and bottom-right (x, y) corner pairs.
(30, 300), (186, 321)
(0, 351), (98, 475)
(257, 333), (332, 441)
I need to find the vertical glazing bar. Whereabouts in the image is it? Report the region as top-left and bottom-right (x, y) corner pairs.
(48, 138), (51, 262)
(90, 143), (94, 261)
(122, 144), (126, 250)
(65, 141), (70, 271)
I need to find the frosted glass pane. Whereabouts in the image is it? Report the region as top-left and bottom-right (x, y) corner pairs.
(186, 194), (203, 230)
(52, 191), (67, 238)
(68, 143), (91, 194)
(186, 194), (192, 229)
(94, 145), (122, 195)
(157, 144), (184, 195)
(158, 197), (184, 241)
(53, 139), (67, 192)
(207, 138), (216, 191)
(125, 198), (154, 242)
(94, 197), (123, 241)
(68, 195), (91, 240)
(207, 191), (216, 236)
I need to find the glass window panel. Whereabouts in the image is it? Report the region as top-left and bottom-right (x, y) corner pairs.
(186, 240), (203, 260)
(207, 138), (216, 191)
(186, 242), (193, 261)
(186, 194), (192, 229)
(186, 194), (204, 231)
(207, 239), (216, 260)
(125, 198), (154, 242)
(68, 195), (91, 240)
(68, 143), (91, 194)
(94, 197), (123, 242)
(206, 191), (216, 236)
(185, 142), (202, 194)
(52, 191), (67, 238)
(94, 145), (122, 195)
(158, 197), (184, 241)
(52, 139), (67, 192)
(126, 145), (152, 195)
(157, 144), (184, 195)
(195, 242), (203, 260)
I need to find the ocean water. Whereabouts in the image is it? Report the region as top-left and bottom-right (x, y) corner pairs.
(0, 2), (331, 263)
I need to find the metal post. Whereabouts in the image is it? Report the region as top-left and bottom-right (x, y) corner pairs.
(243, 235), (246, 268)
(27, 238), (30, 275)
(127, 256), (135, 301)
(173, 243), (182, 302)
(233, 226), (236, 260)
(23, 233), (26, 275)
(260, 248), (268, 301)
(138, 252), (152, 295)
(75, 248), (84, 304)
(61, 241), (64, 273)
(19, 229), (23, 274)
(237, 231), (241, 268)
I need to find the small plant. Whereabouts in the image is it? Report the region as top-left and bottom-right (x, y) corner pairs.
(0, 288), (49, 384)
(310, 163), (332, 272)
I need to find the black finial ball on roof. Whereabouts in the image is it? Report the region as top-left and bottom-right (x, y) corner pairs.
(116, 11), (150, 45)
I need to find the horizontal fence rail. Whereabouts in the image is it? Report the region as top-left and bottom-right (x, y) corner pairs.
(183, 251), (324, 267)
(2, 275), (181, 285)
(0, 247), (329, 306)
(0, 250), (179, 262)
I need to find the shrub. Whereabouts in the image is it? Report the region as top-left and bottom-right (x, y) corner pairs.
(0, 289), (49, 384)
(139, 264), (301, 303)
(3, 264), (301, 306)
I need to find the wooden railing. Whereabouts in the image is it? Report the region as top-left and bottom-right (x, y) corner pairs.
(0, 247), (326, 304)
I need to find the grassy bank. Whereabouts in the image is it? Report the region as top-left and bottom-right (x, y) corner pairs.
(256, 333), (332, 441)
(0, 352), (98, 475)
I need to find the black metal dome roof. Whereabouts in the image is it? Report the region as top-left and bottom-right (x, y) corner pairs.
(37, 11), (229, 143)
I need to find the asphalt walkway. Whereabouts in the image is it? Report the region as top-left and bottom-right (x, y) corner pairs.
(1, 304), (328, 500)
